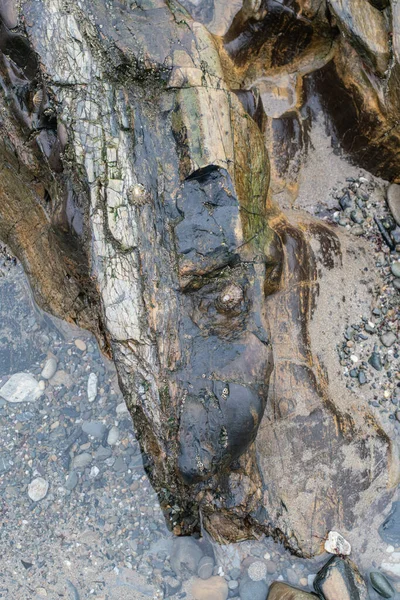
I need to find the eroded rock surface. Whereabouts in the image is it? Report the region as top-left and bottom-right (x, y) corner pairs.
(0, 0), (398, 559)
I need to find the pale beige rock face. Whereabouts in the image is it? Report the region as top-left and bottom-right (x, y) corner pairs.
(328, 0), (389, 74)
(191, 577), (228, 600)
(267, 582), (317, 599)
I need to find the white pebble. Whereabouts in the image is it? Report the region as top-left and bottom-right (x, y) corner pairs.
(107, 425), (119, 446)
(386, 545), (395, 553)
(87, 373), (98, 403)
(350, 355), (358, 363)
(28, 477), (49, 502)
(41, 357), (58, 380)
(89, 466), (99, 479)
(324, 531), (351, 555)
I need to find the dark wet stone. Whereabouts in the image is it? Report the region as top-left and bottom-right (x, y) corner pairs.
(358, 371), (367, 385)
(314, 556), (368, 600)
(370, 572), (395, 598)
(239, 578), (268, 600)
(375, 217), (395, 250)
(379, 501), (400, 545)
(369, 352), (382, 371)
(340, 192), (353, 210)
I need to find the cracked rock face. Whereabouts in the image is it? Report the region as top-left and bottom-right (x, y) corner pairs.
(0, 0), (399, 558)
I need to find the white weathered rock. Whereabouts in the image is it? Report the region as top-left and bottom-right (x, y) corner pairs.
(87, 373), (98, 403)
(324, 531), (351, 555)
(0, 373), (43, 403)
(28, 477), (49, 501)
(107, 425), (119, 446)
(41, 357), (58, 380)
(116, 402), (128, 414)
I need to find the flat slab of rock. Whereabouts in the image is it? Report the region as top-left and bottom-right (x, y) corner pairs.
(0, 372), (43, 403)
(314, 557), (368, 600)
(387, 183), (400, 226)
(267, 582), (318, 599)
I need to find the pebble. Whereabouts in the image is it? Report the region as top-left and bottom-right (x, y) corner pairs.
(65, 471), (79, 491)
(28, 477), (49, 501)
(72, 453), (92, 469)
(191, 576), (228, 600)
(381, 333), (397, 348)
(116, 402), (128, 414)
(197, 555), (215, 580)
(41, 357), (58, 380)
(248, 561), (267, 581)
(107, 425), (120, 445)
(82, 421), (106, 439)
(314, 556), (368, 600)
(324, 531), (351, 556)
(87, 373), (98, 403)
(391, 263), (400, 278)
(358, 371), (367, 385)
(228, 580), (238, 590)
(370, 571), (395, 598)
(0, 372), (43, 403)
(74, 339), (87, 352)
(369, 352), (382, 371)
(267, 582), (316, 599)
(170, 536), (204, 576)
(239, 578), (268, 600)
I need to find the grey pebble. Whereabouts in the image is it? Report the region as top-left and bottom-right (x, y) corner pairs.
(41, 357), (58, 380)
(369, 352), (382, 371)
(66, 471), (79, 491)
(228, 581), (239, 591)
(239, 578), (268, 600)
(82, 421), (106, 439)
(381, 332), (397, 348)
(95, 446), (112, 461)
(107, 425), (119, 445)
(393, 279), (400, 290)
(358, 371), (367, 385)
(391, 262), (400, 278)
(72, 453), (92, 469)
(370, 571), (395, 598)
(113, 456), (127, 472)
(197, 555), (215, 580)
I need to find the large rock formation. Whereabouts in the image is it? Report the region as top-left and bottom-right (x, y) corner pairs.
(0, 0), (398, 557)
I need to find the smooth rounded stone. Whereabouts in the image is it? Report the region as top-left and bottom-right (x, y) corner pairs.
(82, 421), (106, 439)
(314, 556), (368, 600)
(170, 537), (204, 576)
(393, 278), (400, 290)
(74, 339), (87, 352)
(381, 333), (397, 348)
(239, 578), (268, 600)
(391, 263), (400, 278)
(191, 577), (228, 600)
(94, 446), (112, 461)
(28, 477), (49, 501)
(358, 371), (367, 385)
(248, 561), (267, 581)
(0, 372), (43, 403)
(116, 402), (128, 414)
(72, 452), (92, 469)
(395, 411), (400, 422)
(87, 373), (98, 403)
(65, 471), (79, 491)
(41, 357), (58, 380)
(107, 425), (120, 446)
(370, 572), (395, 598)
(228, 581), (238, 591)
(387, 183), (400, 226)
(379, 501), (400, 545)
(197, 555), (215, 580)
(351, 226), (364, 236)
(324, 531), (351, 556)
(267, 582), (317, 599)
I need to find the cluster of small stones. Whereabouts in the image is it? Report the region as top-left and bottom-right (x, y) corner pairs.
(330, 176), (399, 426)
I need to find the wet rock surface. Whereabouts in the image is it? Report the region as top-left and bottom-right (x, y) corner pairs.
(314, 557), (368, 600)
